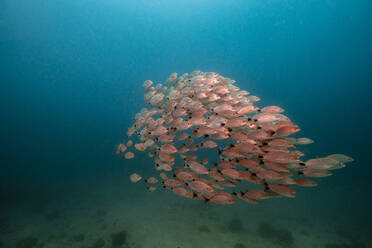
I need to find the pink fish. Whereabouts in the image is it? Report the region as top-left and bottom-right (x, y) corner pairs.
(187, 180), (215, 194)
(209, 168), (225, 181)
(199, 140), (218, 148)
(173, 187), (194, 198)
(221, 168), (243, 180)
(177, 132), (190, 141)
(264, 161), (290, 172)
(236, 105), (257, 115)
(261, 106), (284, 113)
(294, 178), (317, 187)
(256, 168), (284, 181)
(217, 160), (236, 169)
(158, 152), (175, 162)
(244, 190), (271, 200)
(207, 192), (236, 204)
(160, 144), (177, 154)
(238, 159), (260, 169)
(175, 170), (195, 181)
(119, 71), (353, 205)
(302, 170), (333, 178)
(163, 179), (182, 187)
(135, 143), (147, 151)
(130, 173), (142, 183)
(269, 184), (296, 198)
(145, 177), (158, 183)
(186, 160), (209, 175)
(124, 152), (135, 159)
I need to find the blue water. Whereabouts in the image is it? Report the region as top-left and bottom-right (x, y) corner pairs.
(0, 1), (371, 248)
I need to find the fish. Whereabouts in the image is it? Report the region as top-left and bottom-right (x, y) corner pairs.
(187, 180), (215, 194)
(173, 187), (194, 198)
(147, 185), (157, 191)
(243, 189), (271, 200)
(207, 192), (236, 204)
(269, 184), (296, 198)
(143, 80), (153, 89)
(305, 158), (344, 170)
(124, 152), (135, 159)
(261, 106), (284, 114)
(294, 178), (318, 187)
(326, 154), (354, 163)
(163, 179), (182, 187)
(116, 144), (127, 154)
(175, 170), (195, 181)
(178, 132), (190, 141)
(185, 159), (209, 175)
(130, 173), (142, 183)
(144, 177), (158, 183)
(199, 140), (218, 148)
(159, 172), (168, 180)
(135, 143), (147, 151)
(220, 168), (243, 180)
(118, 71), (353, 205)
(160, 144), (177, 153)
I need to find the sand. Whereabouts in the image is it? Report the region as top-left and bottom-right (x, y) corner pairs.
(0, 178), (369, 248)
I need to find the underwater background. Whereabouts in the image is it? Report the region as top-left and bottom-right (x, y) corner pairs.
(0, 0), (371, 248)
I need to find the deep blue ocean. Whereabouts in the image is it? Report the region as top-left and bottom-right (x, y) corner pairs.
(0, 1), (371, 248)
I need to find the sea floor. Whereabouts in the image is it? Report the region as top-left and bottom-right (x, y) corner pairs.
(0, 178), (370, 248)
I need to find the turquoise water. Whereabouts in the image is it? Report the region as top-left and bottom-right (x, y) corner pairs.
(0, 1), (371, 248)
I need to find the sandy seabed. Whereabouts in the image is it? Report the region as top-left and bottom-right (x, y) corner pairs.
(0, 179), (369, 248)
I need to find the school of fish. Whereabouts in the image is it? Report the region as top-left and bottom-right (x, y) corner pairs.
(116, 71), (354, 205)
